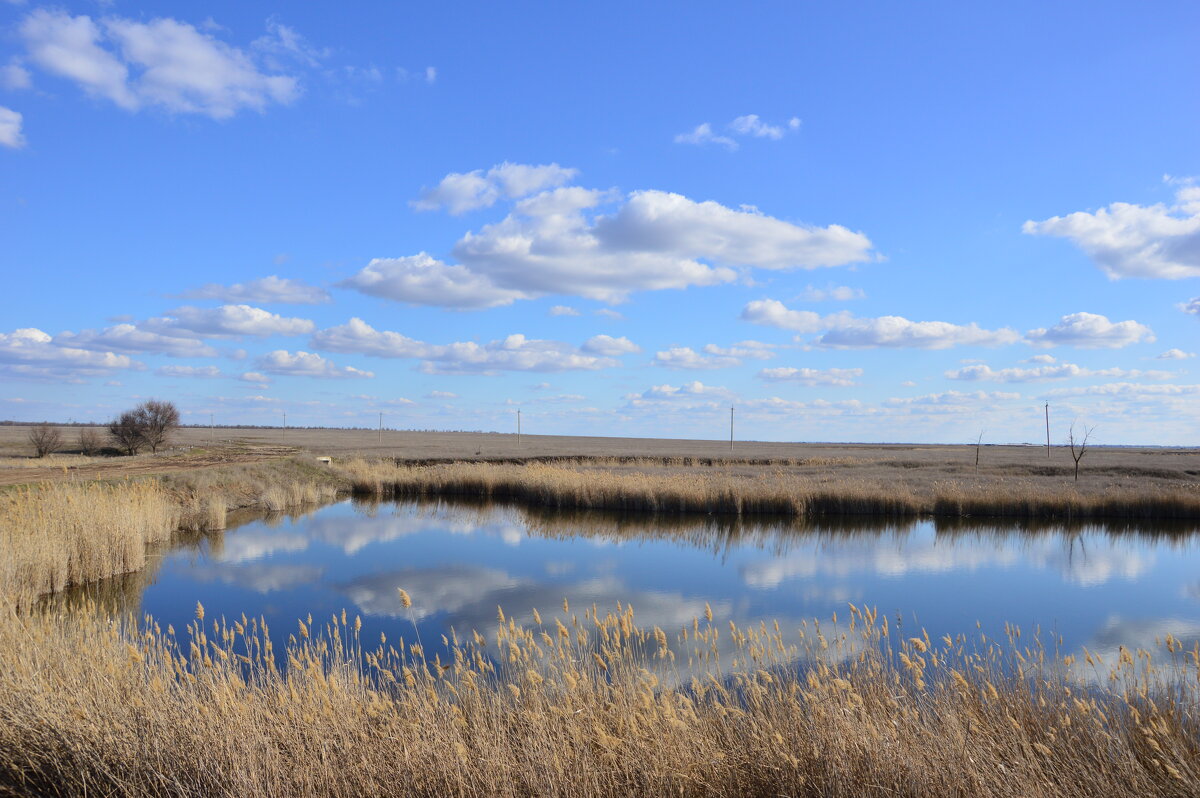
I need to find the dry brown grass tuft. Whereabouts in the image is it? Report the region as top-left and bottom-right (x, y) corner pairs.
(0, 600), (1196, 797)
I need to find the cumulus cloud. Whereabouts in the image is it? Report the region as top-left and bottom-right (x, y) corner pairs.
(0, 106), (24, 148)
(741, 300), (1019, 349)
(946, 361), (1171, 383)
(884, 390), (1022, 407)
(757, 366), (863, 386)
(1023, 185), (1200, 279)
(426, 390), (457, 399)
(0, 61), (32, 91)
(176, 275), (329, 304)
(1045, 382), (1200, 398)
(312, 318), (618, 375)
(0, 327), (138, 378)
(654, 342), (775, 370)
(411, 161), (578, 214)
(157, 364), (221, 378)
(675, 114), (800, 150)
(255, 350), (373, 378)
(548, 305), (580, 316)
(337, 254), (526, 309)
(1157, 348), (1195, 360)
(580, 335), (640, 356)
(1024, 312), (1155, 349)
(798, 284), (865, 301)
(1182, 297), (1200, 315)
(623, 381), (736, 407)
(143, 305), (314, 338)
(20, 10), (300, 119)
(238, 371), (271, 387)
(56, 323), (217, 358)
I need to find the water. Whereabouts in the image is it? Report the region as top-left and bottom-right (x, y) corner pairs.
(61, 498), (1200, 663)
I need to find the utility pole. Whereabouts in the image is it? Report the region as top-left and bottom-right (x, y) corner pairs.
(517, 409), (522, 447)
(378, 412), (383, 444)
(1044, 402), (1050, 459)
(210, 413), (214, 445)
(730, 406), (734, 453)
(282, 411), (287, 441)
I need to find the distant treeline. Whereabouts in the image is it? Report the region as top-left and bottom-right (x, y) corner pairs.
(0, 420), (499, 434)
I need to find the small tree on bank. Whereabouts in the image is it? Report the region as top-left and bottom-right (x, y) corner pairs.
(78, 427), (102, 456)
(107, 400), (180, 456)
(1066, 421), (1096, 482)
(27, 423), (62, 457)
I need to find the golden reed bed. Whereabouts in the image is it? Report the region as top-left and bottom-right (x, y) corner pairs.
(0, 598), (1196, 797)
(340, 458), (1200, 521)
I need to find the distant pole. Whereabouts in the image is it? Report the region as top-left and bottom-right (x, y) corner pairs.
(730, 406), (734, 453)
(1044, 403), (1050, 459)
(517, 409), (522, 447)
(209, 413), (214, 444)
(283, 411), (287, 441)
(378, 412), (383, 444)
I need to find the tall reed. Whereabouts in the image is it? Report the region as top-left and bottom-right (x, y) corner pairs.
(0, 599), (1196, 797)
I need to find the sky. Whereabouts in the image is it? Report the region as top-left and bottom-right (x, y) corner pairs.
(1, 1), (1198, 445)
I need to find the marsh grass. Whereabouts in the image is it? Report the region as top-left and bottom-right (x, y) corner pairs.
(339, 458), (1200, 521)
(0, 598), (1197, 797)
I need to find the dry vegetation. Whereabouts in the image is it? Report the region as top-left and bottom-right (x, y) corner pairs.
(339, 458), (1200, 521)
(0, 598), (1197, 797)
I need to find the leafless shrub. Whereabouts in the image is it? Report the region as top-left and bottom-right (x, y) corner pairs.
(107, 400), (180, 455)
(26, 424), (62, 458)
(77, 428), (102, 456)
(1067, 421), (1096, 482)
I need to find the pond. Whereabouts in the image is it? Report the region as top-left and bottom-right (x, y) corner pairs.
(57, 498), (1200, 665)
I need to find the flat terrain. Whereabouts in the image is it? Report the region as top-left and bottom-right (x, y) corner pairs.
(0, 425), (1196, 499)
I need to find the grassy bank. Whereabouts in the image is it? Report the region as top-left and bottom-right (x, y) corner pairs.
(1, 459), (346, 607)
(340, 458), (1200, 521)
(0, 599), (1196, 797)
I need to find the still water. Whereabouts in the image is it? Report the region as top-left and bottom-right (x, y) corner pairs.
(66, 498), (1200, 662)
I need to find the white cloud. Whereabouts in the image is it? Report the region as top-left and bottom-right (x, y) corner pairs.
(255, 350), (373, 379)
(238, 371), (271, 387)
(758, 366), (863, 386)
(0, 327), (138, 377)
(1045, 382), (1200, 398)
(624, 381), (736, 407)
(741, 299), (1019, 349)
(176, 275), (329, 304)
(143, 304), (315, 338)
(676, 114), (800, 150)
(798, 284), (865, 301)
(946, 361), (1172, 383)
(411, 161), (578, 214)
(1157, 348), (1195, 360)
(548, 305), (580, 316)
(312, 318), (619, 375)
(1023, 185), (1200, 279)
(0, 106), (25, 148)
(885, 390), (1022, 407)
(0, 61), (32, 90)
(595, 308), (624, 320)
(338, 254), (526, 309)
(157, 364), (221, 378)
(580, 335), (640, 356)
(654, 342), (775, 370)
(1024, 312), (1155, 349)
(1182, 297), (1200, 315)
(56, 323), (217, 357)
(424, 66), (436, 84)
(673, 122), (737, 150)
(20, 10), (299, 119)
(426, 390), (457, 399)
(449, 189), (873, 303)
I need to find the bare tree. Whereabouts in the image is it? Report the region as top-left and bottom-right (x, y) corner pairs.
(27, 423), (62, 457)
(78, 427), (102, 456)
(108, 410), (146, 456)
(138, 399), (180, 453)
(974, 429), (985, 472)
(1066, 421), (1096, 482)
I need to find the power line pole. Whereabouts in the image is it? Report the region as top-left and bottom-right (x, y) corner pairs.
(282, 411), (287, 441)
(1044, 402), (1050, 459)
(730, 406), (734, 453)
(210, 413), (214, 445)
(378, 412), (383, 444)
(517, 408), (522, 447)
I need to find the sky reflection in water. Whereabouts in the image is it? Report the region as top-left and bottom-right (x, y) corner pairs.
(81, 499), (1200, 666)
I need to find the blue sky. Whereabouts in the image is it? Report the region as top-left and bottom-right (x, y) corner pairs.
(1, 1), (1198, 444)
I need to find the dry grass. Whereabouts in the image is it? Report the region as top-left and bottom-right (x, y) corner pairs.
(338, 458), (1200, 521)
(0, 459), (346, 607)
(0, 453), (110, 469)
(0, 597), (1197, 797)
